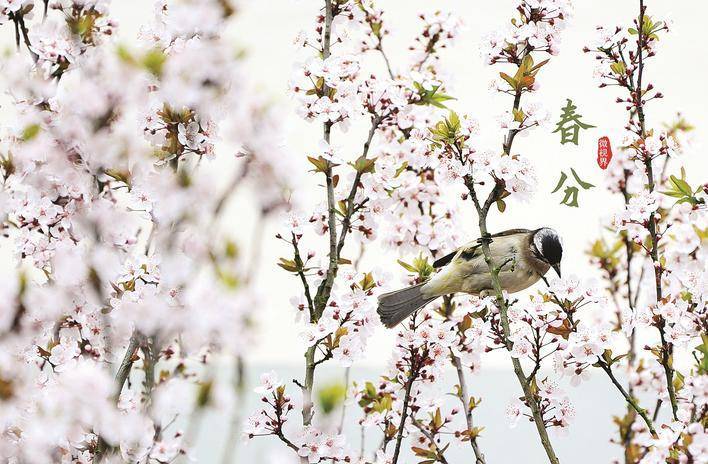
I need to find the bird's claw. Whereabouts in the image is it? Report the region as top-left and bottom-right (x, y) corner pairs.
(477, 234), (493, 245)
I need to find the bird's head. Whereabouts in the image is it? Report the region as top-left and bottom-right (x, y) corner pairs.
(533, 228), (563, 277)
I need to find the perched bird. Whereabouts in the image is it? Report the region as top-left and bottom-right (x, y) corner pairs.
(377, 227), (563, 328)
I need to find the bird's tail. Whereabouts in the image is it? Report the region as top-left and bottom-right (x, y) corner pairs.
(377, 283), (437, 328)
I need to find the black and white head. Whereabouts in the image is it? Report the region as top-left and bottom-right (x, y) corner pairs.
(532, 228), (563, 277)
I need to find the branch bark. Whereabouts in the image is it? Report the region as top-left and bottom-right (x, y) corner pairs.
(598, 359), (657, 438)
(391, 367), (417, 464)
(443, 296), (486, 464)
(635, 0), (678, 421)
(11, 13), (39, 62)
(451, 354), (486, 464)
(462, 46), (560, 463)
(114, 329), (141, 398)
(301, 0), (335, 436)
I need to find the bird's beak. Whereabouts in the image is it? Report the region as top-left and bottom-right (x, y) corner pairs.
(552, 263), (562, 278)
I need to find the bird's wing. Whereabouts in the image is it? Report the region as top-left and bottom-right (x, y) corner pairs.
(432, 229), (532, 269)
(489, 228), (532, 237)
(433, 243), (478, 268)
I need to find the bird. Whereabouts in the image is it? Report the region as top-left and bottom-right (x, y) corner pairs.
(377, 227), (563, 328)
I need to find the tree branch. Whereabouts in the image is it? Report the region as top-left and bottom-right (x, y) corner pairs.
(451, 354), (486, 464)
(598, 359), (657, 438)
(114, 329), (142, 398)
(391, 365), (417, 464)
(301, 0), (335, 435)
(635, 0), (678, 421)
(411, 420), (450, 464)
(11, 13), (39, 63)
(462, 45), (560, 463)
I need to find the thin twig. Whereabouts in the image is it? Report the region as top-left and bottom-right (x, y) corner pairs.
(598, 359), (657, 437)
(451, 354), (486, 464)
(301, 0), (335, 435)
(443, 296), (486, 464)
(12, 13), (39, 62)
(635, 0), (678, 421)
(391, 368), (416, 464)
(411, 421), (449, 464)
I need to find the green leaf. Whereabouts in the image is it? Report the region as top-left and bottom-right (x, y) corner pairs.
(530, 58), (550, 72)
(394, 162), (408, 177)
(448, 111), (460, 130)
(696, 334), (708, 374)
(414, 82), (456, 109)
(142, 49), (167, 77)
(468, 396), (481, 411)
(669, 175), (692, 196)
(359, 272), (376, 291)
(116, 44), (135, 64)
(499, 72), (518, 90)
(672, 370), (684, 392)
(519, 54), (534, 75)
(352, 155), (376, 174)
(224, 240), (238, 258)
(21, 124), (41, 141)
(307, 156), (331, 173)
(397, 259), (417, 273)
(277, 258), (299, 273)
(610, 62), (626, 75)
(365, 381), (377, 397)
(196, 380), (213, 408)
(433, 408), (442, 428)
(660, 190), (686, 199)
(317, 382), (346, 415)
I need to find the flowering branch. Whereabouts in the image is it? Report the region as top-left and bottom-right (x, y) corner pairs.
(584, 0), (693, 430)
(391, 362), (418, 464)
(467, 182), (560, 464)
(461, 9), (567, 464)
(544, 286), (658, 438)
(634, 0), (679, 422)
(418, 3), (576, 462)
(597, 359), (656, 437)
(442, 295), (486, 464)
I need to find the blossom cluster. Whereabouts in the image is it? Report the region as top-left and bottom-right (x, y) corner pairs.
(582, 8), (706, 459)
(297, 268), (381, 367)
(0, 0), (292, 462)
(506, 379), (575, 429)
(481, 0), (573, 65)
(245, 372), (350, 463)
